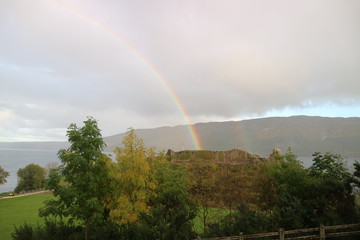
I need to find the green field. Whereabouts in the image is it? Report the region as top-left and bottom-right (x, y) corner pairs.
(0, 193), (229, 240)
(193, 208), (230, 234)
(0, 194), (54, 240)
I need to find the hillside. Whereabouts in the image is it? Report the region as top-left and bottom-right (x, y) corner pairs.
(1, 116), (360, 157)
(105, 116), (360, 157)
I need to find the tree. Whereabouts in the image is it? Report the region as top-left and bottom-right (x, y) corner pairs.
(44, 161), (59, 178)
(254, 150), (359, 229)
(308, 152), (350, 180)
(15, 164), (46, 193)
(0, 166), (10, 185)
(306, 152), (358, 225)
(40, 117), (113, 240)
(110, 128), (163, 224)
(352, 161), (360, 187)
(188, 162), (219, 233)
(255, 149), (308, 229)
(204, 204), (271, 238)
(140, 162), (197, 240)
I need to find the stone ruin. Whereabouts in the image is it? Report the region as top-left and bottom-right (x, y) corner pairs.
(166, 148), (268, 165)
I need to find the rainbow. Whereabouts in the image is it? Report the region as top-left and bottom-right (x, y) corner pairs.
(45, 0), (202, 150)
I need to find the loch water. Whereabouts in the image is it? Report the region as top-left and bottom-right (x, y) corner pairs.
(0, 149), (59, 193)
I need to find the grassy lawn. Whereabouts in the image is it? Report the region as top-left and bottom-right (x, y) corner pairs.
(0, 193), (231, 239)
(0, 193), (54, 240)
(0, 192), (15, 197)
(193, 207), (230, 235)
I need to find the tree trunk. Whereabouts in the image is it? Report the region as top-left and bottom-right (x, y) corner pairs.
(84, 221), (90, 240)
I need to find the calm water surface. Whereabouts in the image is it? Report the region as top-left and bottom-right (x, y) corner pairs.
(0, 149), (59, 193)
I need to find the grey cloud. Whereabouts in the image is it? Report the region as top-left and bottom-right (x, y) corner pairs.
(1, 0), (360, 141)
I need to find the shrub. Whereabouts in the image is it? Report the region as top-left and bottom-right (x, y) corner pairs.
(12, 220), (82, 240)
(203, 204), (272, 238)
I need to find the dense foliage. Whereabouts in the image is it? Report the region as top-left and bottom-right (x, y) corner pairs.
(110, 128), (160, 224)
(12, 118), (360, 240)
(34, 118), (195, 240)
(203, 150), (360, 237)
(138, 162), (197, 240)
(15, 164), (46, 193)
(39, 117), (113, 240)
(0, 165), (10, 185)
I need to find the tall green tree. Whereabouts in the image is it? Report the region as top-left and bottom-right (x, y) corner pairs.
(256, 150), (359, 229)
(15, 164), (46, 193)
(306, 152), (358, 225)
(255, 149), (308, 229)
(40, 117), (112, 240)
(0, 165), (10, 185)
(140, 162), (197, 240)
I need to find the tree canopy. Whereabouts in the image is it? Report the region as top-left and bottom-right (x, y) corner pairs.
(40, 117), (112, 240)
(15, 164), (46, 193)
(0, 165), (10, 185)
(11, 118), (360, 240)
(110, 128), (159, 224)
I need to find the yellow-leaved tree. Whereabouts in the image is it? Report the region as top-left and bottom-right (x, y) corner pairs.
(110, 128), (164, 223)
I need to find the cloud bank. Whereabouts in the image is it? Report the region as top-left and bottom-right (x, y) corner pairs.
(1, 0), (359, 141)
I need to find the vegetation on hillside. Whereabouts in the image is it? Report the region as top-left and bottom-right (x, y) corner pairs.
(10, 117), (360, 240)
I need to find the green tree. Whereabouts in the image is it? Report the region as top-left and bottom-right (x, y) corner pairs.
(140, 162), (197, 240)
(40, 117), (113, 240)
(255, 150), (359, 229)
(308, 152), (350, 180)
(15, 164), (46, 193)
(204, 204), (271, 238)
(255, 149), (308, 229)
(0, 165), (10, 185)
(306, 152), (358, 225)
(352, 161), (360, 187)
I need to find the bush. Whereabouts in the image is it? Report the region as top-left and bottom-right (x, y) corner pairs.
(203, 204), (272, 238)
(12, 220), (82, 240)
(12, 223), (34, 240)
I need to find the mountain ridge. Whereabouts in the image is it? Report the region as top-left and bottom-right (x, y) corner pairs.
(1, 116), (360, 157)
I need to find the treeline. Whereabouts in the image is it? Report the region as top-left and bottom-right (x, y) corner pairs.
(195, 151), (360, 238)
(12, 117), (360, 240)
(1, 160), (58, 194)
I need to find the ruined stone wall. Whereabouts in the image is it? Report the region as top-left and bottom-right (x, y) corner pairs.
(166, 149), (266, 165)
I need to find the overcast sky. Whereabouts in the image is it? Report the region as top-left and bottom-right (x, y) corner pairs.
(1, 0), (360, 142)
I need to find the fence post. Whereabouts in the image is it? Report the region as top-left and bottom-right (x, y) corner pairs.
(239, 232), (243, 240)
(279, 228), (284, 240)
(319, 224), (325, 240)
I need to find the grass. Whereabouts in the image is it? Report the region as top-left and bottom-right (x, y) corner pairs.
(0, 193), (231, 239)
(193, 207), (230, 235)
(0, 193), (54, 240)
(0, 192), (15, 197)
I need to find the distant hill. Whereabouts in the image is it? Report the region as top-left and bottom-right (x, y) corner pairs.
(0, 141), (69, 151)
(1, 116), (360, 157)
(105, 116), (360, 157)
